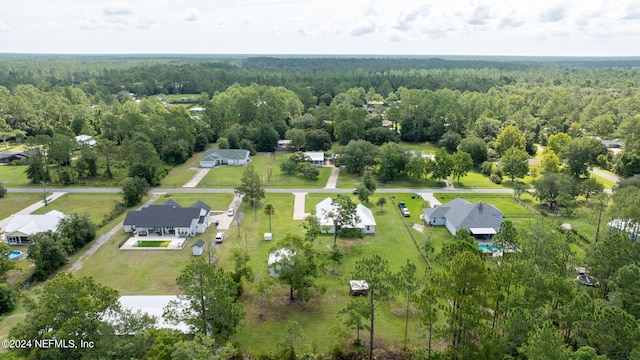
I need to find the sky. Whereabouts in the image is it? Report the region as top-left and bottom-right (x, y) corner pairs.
(1, 0), (639, 56)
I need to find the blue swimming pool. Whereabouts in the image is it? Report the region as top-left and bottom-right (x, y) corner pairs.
(478, 243), (502, 253)
(8, 250), (23, 260)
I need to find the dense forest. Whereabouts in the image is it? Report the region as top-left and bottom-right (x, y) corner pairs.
(1, 55), (640, 359)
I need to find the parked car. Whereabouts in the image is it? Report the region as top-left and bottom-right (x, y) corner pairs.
(215, 232), (225, 243)
(401, 208), (411, 217)
(352, 188), (359, 194)
(398, 201), (407, 209)
(227, 208), (234, 216)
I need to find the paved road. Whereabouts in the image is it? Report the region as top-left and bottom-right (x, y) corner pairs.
(8, 187), (514, 194)
(589, 168), (620, 184)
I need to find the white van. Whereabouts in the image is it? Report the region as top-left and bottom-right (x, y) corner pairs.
(215, 232), (225, 243)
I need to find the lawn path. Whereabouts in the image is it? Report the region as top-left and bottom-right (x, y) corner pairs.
(418, 192), (442, 207)
(182, 167), (210, 187)
(292, 192), (309, 220)
(323, 165), (339, 189)
(69, 193), (163, 273)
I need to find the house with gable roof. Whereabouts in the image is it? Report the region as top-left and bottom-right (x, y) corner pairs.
(199, 149), (250, 167)
(316, 197), (376, 234)
(123, 199), (211, 238)
(422, 198), (503, 239)
(3, 210), (65, 245)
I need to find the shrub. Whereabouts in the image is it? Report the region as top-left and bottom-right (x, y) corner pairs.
(480, 161), (493, 175)
(0, 283), (18, 314)
(490, 174), (502, 184)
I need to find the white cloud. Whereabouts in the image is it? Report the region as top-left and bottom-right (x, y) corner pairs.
(0, 20), (10, 33)
(394, 4), (430, 31)
(349, 21), (376, 36)
(184, 8), (200, 22)
(468, 5), (491, 26)
(103, 2), (134, 16)
(538, 5), (566, 23)
(498, 17), (523, 29)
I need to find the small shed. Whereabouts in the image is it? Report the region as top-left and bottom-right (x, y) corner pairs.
(349, 280), (369, 296)
(264, 232), (273, 241)
(192, 239), (205, 256)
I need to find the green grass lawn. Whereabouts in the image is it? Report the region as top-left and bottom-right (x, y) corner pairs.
(198, 153), (331, 188)
(0, 165), (31, 187)
(30, 193), (121, 225)
(159, 150), (207, 188)
(337, 170), (444, 189)
(454, 171), (508, 189)
(0, 193), (44, 220)
(136, 241), (171, 248)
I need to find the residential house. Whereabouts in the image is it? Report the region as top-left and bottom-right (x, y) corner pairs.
(75, 135), (97, 146)
(115, 296), (190, 334)
(0, 151), (29, 164)
(422, 198), (503, 239)
(316, 197), (376, 234)
(123, 199), (211, 238)
(277, 139), (293, 151)
(268, 248), (295, 276)
(3, 210), (65, 245)
(305, 151), (325, 166)
(199, 149), (250, 167)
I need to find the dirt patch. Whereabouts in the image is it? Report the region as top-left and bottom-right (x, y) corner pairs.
(412, 223), (425, 233)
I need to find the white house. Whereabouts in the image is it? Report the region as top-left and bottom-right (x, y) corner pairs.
(123, 199), (211, 238)
(200, 149), (250, 167)
(316, 197), (376, 234)
(268, 248), (295, 276)
(305, 151), (325, 166)
(75, 135), (97, 146)
(115, 296), (190, 334)
(3, 210), (65, 245)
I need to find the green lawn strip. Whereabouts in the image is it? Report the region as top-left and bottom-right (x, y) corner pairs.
(161, 94), (201, 102)
(30, 193), (121, 225)
(136, 241), (171, 248)
(266, 153), (331, 188)
(0, 193), (44, 219)
(589, 172), (616, 190)
(399, 141), (438, 152)
(337, 171), (444, 189)
(158, 150), (207, 188)
(454, 171), (508, 189)
(0, 165), (32, 187)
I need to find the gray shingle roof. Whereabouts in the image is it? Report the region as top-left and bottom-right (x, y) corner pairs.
(191, 201), (211, 212)
(124, 201), (211, 228)
(201, 149), (250, 162)
(423, 198), (503, 231)
(192, 239), (205, 248)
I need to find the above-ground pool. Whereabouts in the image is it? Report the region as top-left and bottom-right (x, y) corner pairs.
(8, 250), (23, 260)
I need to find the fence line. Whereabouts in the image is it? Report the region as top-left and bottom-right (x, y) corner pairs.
(389, 195), (431, 267)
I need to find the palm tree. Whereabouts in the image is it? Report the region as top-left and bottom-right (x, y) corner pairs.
(263, 203), (276, 233)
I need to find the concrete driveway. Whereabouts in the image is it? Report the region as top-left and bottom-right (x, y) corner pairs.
(209, 195), (243, 230)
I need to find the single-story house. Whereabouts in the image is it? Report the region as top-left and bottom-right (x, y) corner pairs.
(200, 149), (250, 167)
(115, 295), (190, 334)
(305, 151), (325, 166)
(3, 210), (65, 245)
(277, 139), (293, 151)
(75, 135), (97, 146)
(316, 197), (376, 234)
(192, 239), (205, 256)
(268, 248), (295, 276)
(422, 198), (503, 239)
(608, 219), (640, 241)
(601, 138), (624, 149)
(0, 151), (29, 164)
(123, 199), (211, 238)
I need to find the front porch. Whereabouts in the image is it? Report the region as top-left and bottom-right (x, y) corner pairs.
(133, 226), (191, 238)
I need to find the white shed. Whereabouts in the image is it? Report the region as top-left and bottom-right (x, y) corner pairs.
(191, 239), (205, 256)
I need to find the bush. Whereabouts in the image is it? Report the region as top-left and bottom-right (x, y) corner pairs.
(480, 161), (493, 175)
(490, 174), (503, 184)
(338, 228), (363, 239)
(0, 283), (18, 314)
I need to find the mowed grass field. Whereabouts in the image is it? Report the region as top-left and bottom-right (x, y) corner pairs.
(0, 165), (32, 187)
(198, 153), (331, 188)
(0, 193), (44, 220)
(159, 149), (208, 188)
(31, 193), (121, 225)
(75, 191), (429, 353)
